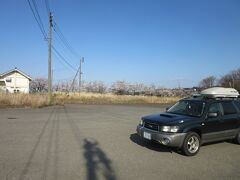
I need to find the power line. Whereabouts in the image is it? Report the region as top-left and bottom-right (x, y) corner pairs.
(52, 51), (76, 72)
(26, 0), (47, 39)
(44, 0), (51, 14)
(52, 20), (80, 69)
(31, 0), (46, 35)
(43, 0), (79, 59)
(53, 21), (80, 58)
(26, 0), (80, 82)
(52, 43), (77, 71)
(52, 31), (79, 61)
(52, 45), (78, 71)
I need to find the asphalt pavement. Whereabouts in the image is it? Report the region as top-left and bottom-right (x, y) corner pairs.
(0, 104), (239, 180)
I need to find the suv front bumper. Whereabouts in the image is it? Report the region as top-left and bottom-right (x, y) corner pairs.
(137, 125), (186, 148)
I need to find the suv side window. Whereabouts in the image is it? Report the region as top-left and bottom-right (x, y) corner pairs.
(208, 103), (222, 114)
(221, 102), (237, 115)
(234, 101), (240, 111)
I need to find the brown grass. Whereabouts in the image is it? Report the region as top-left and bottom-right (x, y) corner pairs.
(0, 92), (180, 108)
(0, 93), (50, 108)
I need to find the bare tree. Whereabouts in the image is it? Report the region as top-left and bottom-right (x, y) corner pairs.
(199, 76), (216, 88)
(30, 78), (48, 93)
(219, 68), (240, 90)
(148, 84), (157, 95)
(231, 68), (240, 90)
(95, 81), (108, 93)
(85, 81), (107, 93)
(111, 81), (129, 95)
(52, 80), (72, 92)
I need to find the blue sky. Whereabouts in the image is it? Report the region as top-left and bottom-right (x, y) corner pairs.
(0, 0), (239, 88)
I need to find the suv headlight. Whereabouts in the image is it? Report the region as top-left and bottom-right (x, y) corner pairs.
(161, 126), (179, 133)
(139, 120), (143, 126)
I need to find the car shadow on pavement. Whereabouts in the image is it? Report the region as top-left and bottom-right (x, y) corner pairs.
(83, 138), (117, 180)
(130, 133), (179, 153)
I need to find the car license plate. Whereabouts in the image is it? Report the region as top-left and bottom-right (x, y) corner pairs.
(143, 132), (151, 140)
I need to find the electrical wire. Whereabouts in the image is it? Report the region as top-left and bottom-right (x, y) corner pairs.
(26, 0), (47, 39)
(52, 45), (78, 71)
(53, 21), (80, 58)
(32, 0), (46, 34)
(26, 0), (79, 75)
(43, 0), (79, 59)
(44, 0), (51, 14)
(52, 51), (76, 72)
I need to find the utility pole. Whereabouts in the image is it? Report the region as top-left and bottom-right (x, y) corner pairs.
(70, 67), (80, 92)
(48, 12), (53, 102)
(178, 80), (181, 89)
(79, 57), (84, 93)
(52, 69), (53, 93)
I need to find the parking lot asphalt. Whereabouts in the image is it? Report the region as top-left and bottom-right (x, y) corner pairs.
(0, 104), (239, 180)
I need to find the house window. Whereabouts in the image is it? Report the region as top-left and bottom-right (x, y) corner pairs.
(6, 78), (12, 82)
(0, 81), (6, 86)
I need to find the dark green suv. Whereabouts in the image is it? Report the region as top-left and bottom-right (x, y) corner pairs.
(137, 88), (240, 156)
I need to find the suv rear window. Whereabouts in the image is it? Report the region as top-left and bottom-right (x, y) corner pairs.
(221, 102), (237, 115)
(234, 101), (240, 111)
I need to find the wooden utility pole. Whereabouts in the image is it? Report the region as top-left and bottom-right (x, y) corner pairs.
(70, 67), (80, 92)
(48, 12), (53, 102)
(79, 57), (84, 93)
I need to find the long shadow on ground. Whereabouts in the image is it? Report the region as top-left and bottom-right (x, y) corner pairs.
(18, 107), (56, 180)
(83, 138), (116, 180)
(63, 106), (117, 180)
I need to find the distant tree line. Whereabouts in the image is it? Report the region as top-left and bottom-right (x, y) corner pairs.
(30, 79), (196, 97)
(30, 67), (240, 96)
(199, 68), (240, 91)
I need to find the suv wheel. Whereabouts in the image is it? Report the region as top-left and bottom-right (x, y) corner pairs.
(182, 132), (201, 156)
(234, 131), (240, 144)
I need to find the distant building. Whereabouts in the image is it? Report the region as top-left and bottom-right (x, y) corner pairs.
(0, 68), (32, 93)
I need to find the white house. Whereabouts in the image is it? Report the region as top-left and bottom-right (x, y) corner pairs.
(0, 68), (32, 93)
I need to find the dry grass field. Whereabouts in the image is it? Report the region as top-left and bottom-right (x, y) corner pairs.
(0, 92), (180, 108)
(0, 93), (50, 108)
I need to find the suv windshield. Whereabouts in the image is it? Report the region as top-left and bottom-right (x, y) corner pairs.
(167, 100), (205, 117)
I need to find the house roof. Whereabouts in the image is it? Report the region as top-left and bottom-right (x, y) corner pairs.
(0, 68), (32, 81)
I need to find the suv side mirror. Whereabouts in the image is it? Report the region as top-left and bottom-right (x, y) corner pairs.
(208, 112), (218, 118)
(166, 107), (170, 111)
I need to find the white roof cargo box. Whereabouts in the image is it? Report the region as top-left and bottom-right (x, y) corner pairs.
(201, 87), (239, 98)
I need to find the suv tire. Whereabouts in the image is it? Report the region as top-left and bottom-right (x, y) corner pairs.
(182, 132), (201, 156)
(234, 130), (240, 144)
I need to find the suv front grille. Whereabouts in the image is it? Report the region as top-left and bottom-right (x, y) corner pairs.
(144, 122), (159, 131)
